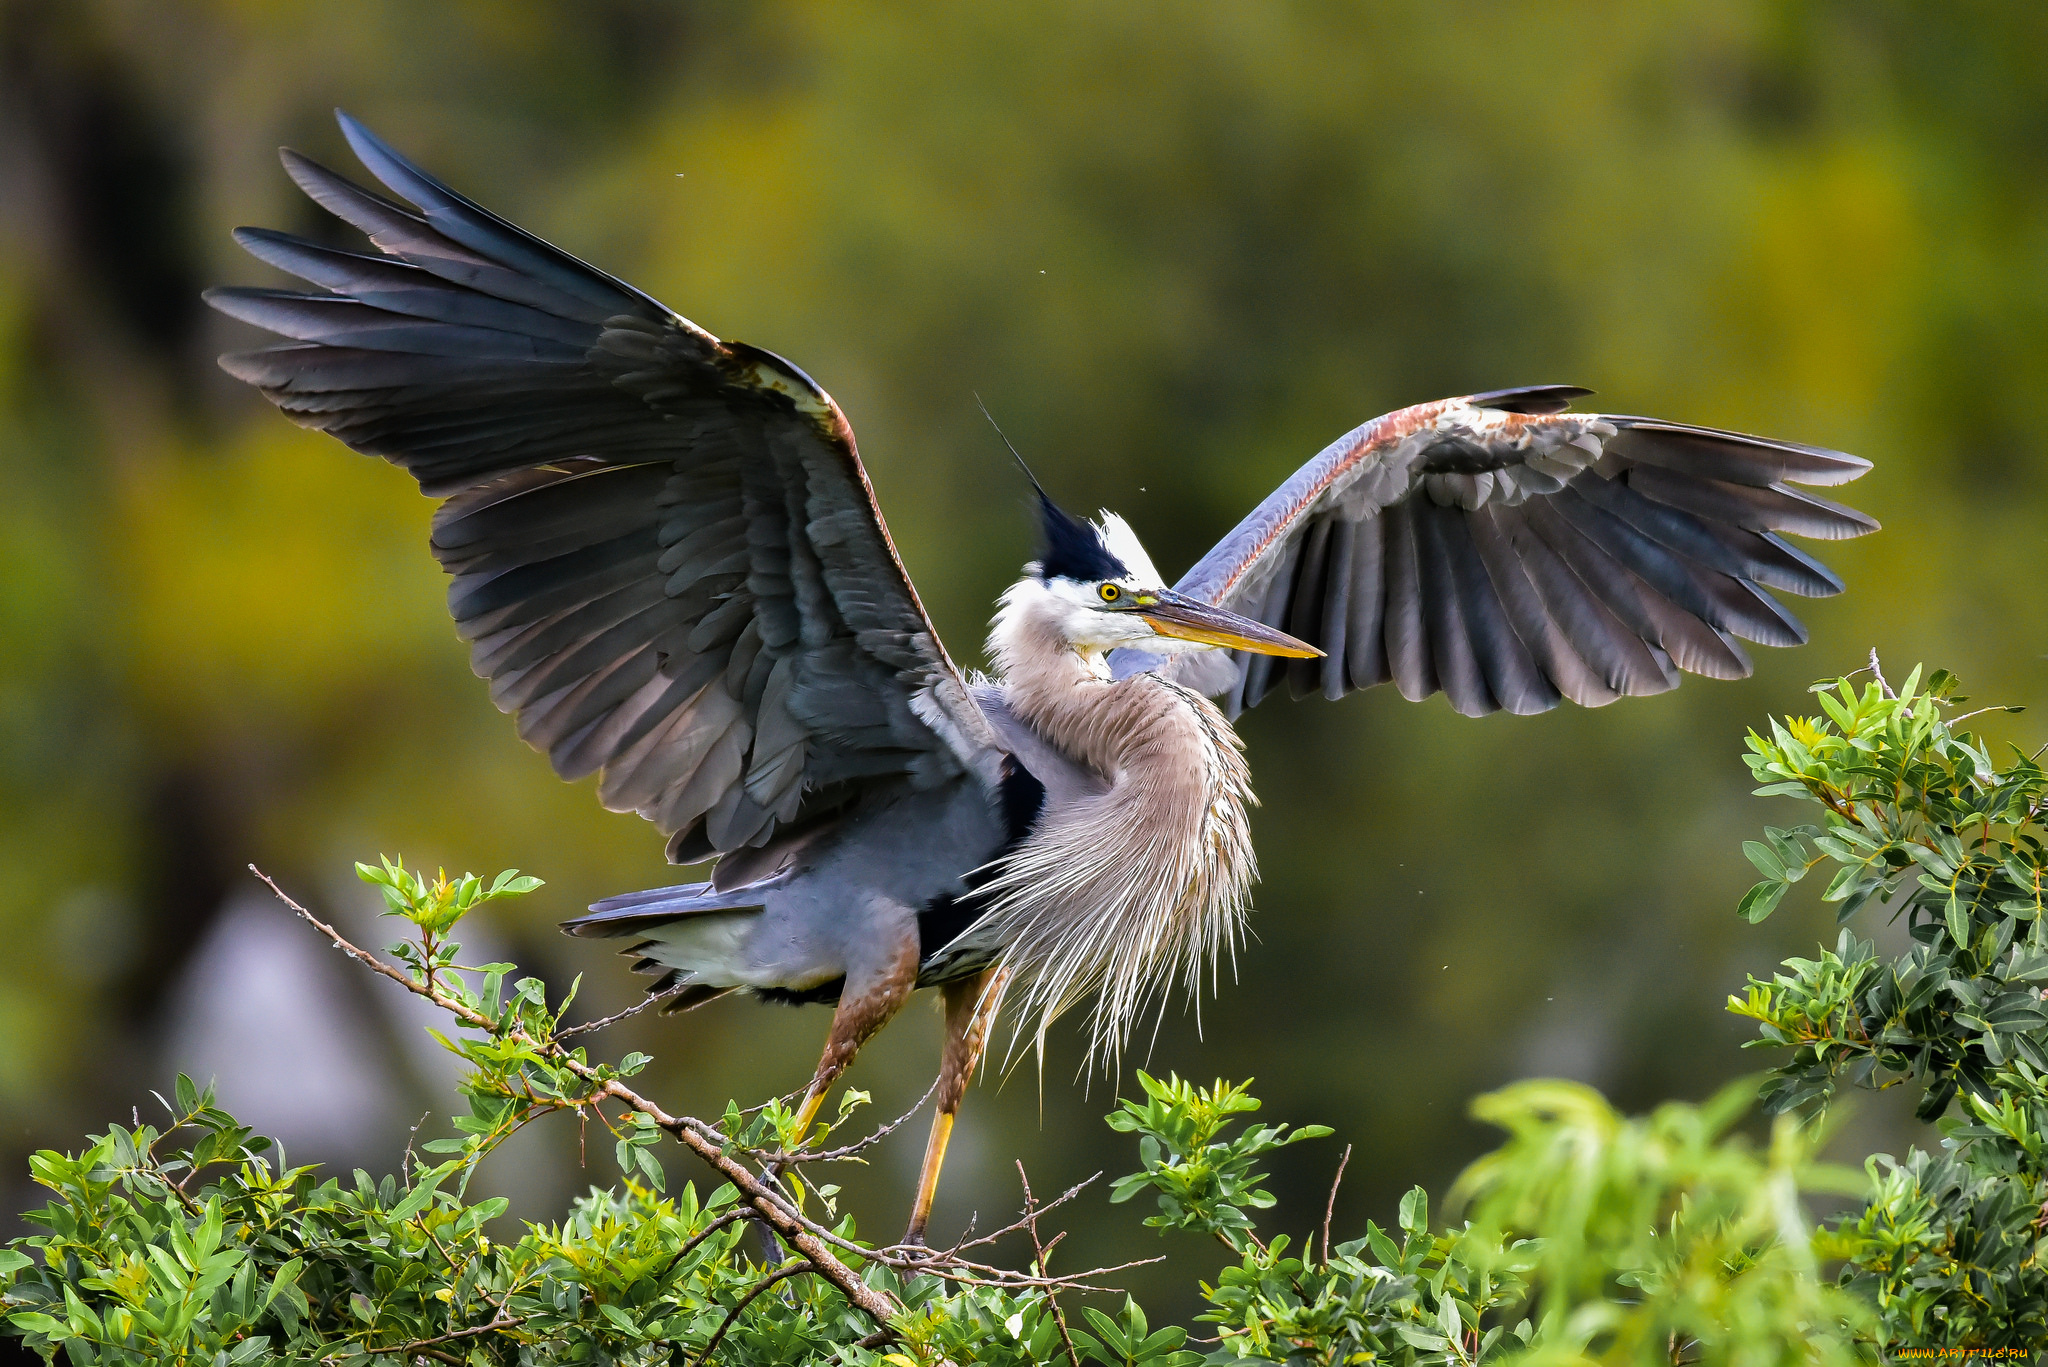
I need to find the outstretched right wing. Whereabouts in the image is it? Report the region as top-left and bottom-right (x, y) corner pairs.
(1128, 385), (1876, 717)
(209, 113), (1000, 864)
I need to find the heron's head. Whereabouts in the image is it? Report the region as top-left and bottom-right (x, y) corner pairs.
(1013, 489), (1320, 661)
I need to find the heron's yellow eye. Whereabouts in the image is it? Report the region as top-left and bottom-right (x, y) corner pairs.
(1099, 583), (1121, 603)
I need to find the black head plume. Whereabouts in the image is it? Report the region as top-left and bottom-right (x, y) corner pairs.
(975, 395), (1129, 583)
(1033, 489), (1129, 582)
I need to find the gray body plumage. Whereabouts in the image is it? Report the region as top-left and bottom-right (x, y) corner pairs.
(209, 114), (1878, 1088)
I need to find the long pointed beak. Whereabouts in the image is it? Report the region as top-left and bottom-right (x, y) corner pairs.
(1137, 590), (1322, 658)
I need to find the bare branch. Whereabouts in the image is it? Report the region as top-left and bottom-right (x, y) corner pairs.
(387, 1315), (526, 1356)
(401, 1110), (432, 1186)
(251, 867), (901, 1331)
(691, 1261), (811, 1366)
(947, 1173), (1102, 1256)
(1019, 1162), (1082, 1367)
(793, 1077), (941, 1164)
(788, 1200), (1157, 1292)
(555, 984), (686, 1041)
(1321, 1143), (1352, 1267)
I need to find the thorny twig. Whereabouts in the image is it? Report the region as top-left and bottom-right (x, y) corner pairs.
(802, 1204), (1157, 1293)
(1018, 1162), (1082, 1367)
(555, 984), (687, 1041)
(1321, 1143), (1352, 1267)
(787, 1076), (943, 1164)
(253, 867), (1150, 1324)
(946, 1174), (1101, 1256)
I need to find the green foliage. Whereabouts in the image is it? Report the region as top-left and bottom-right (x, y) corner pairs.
(1731, 666), (2047, 1115)
(1106, 1074), (1330, 1243)
(0, 867), (1214, 1365)
(1453, 1082), (1870, 1367)
(9, 665), (2048, 1361)
(0, 866), (899, 1364)
(0, 1083), (872, 1364)
(0, 1067), (1868, 1367)
(357, 856), (543, 936)
(1105, 1074), (1869, 1365)
(1733, 666), (2048, 1350)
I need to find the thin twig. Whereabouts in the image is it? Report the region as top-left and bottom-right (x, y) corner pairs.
(555, 984), (687, 1040)
(387, 1315), (525, 1354)
(1947, 705), (2020, 727)
(803, 1204), (1159, 1292)
(1321, 1143), (1352, 1267)
(692, 1261), (811, 1366)
(947, 1174), (1101, 1255)
(251, 867), (901, 1330)
(1018, 1163), (1082, 1367)
(401, 1110), (432, 1186)
(659, 1207), (760, 1281)
(422, 1225), (514, 1322)
(791, 1077), (942, 1163)
(1869, 648), (1894, 699)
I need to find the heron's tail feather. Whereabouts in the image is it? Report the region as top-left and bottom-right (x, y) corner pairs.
(562, 880), (771, 936)
(565, 882), (772, 1006)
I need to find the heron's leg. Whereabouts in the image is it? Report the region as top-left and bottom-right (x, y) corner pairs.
(903, 966), (1011, 1247)
(790, 932), (923, 1139)
(759, 934), (922, 1259)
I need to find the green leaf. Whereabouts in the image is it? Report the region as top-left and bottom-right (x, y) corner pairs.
(1739, 880), (1788, 923)
(7, 1311), (66, 1337)
(1081, 1306), (1129, 1357)
(1821, 864), (1865, 903)
(1744, 840), (1788, 881)
(263, 1257), (303, 1311)
(1945, 895), (1971, 950)
(387, 1171), (445, 1222)
(1398, 1185), (1428, 1235)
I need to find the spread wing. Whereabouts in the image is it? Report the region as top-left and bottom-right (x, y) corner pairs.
(208, 112), (998, 862)
(1117, 384), (1877, 717)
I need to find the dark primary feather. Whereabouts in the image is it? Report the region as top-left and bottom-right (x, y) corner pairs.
(210, 111), (995, 865)
(1124, 385), (1877, 718)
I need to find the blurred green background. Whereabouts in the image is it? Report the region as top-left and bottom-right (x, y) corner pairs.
(3, 0), (2045, 1320)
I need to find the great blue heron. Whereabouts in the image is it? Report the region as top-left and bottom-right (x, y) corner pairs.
(209, 113), (1877, 1244)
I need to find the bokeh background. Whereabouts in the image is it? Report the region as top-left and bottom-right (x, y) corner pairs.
(4, 0), (2046, 1321)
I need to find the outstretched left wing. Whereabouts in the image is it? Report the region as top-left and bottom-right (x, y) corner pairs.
(208, 112), (1001, 864)
(1115, 385), (1876, 717)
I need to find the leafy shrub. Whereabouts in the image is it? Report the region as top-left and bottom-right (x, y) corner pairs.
(4, 663), (2043, 1362)
(1730, 665), (2048, 1349)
